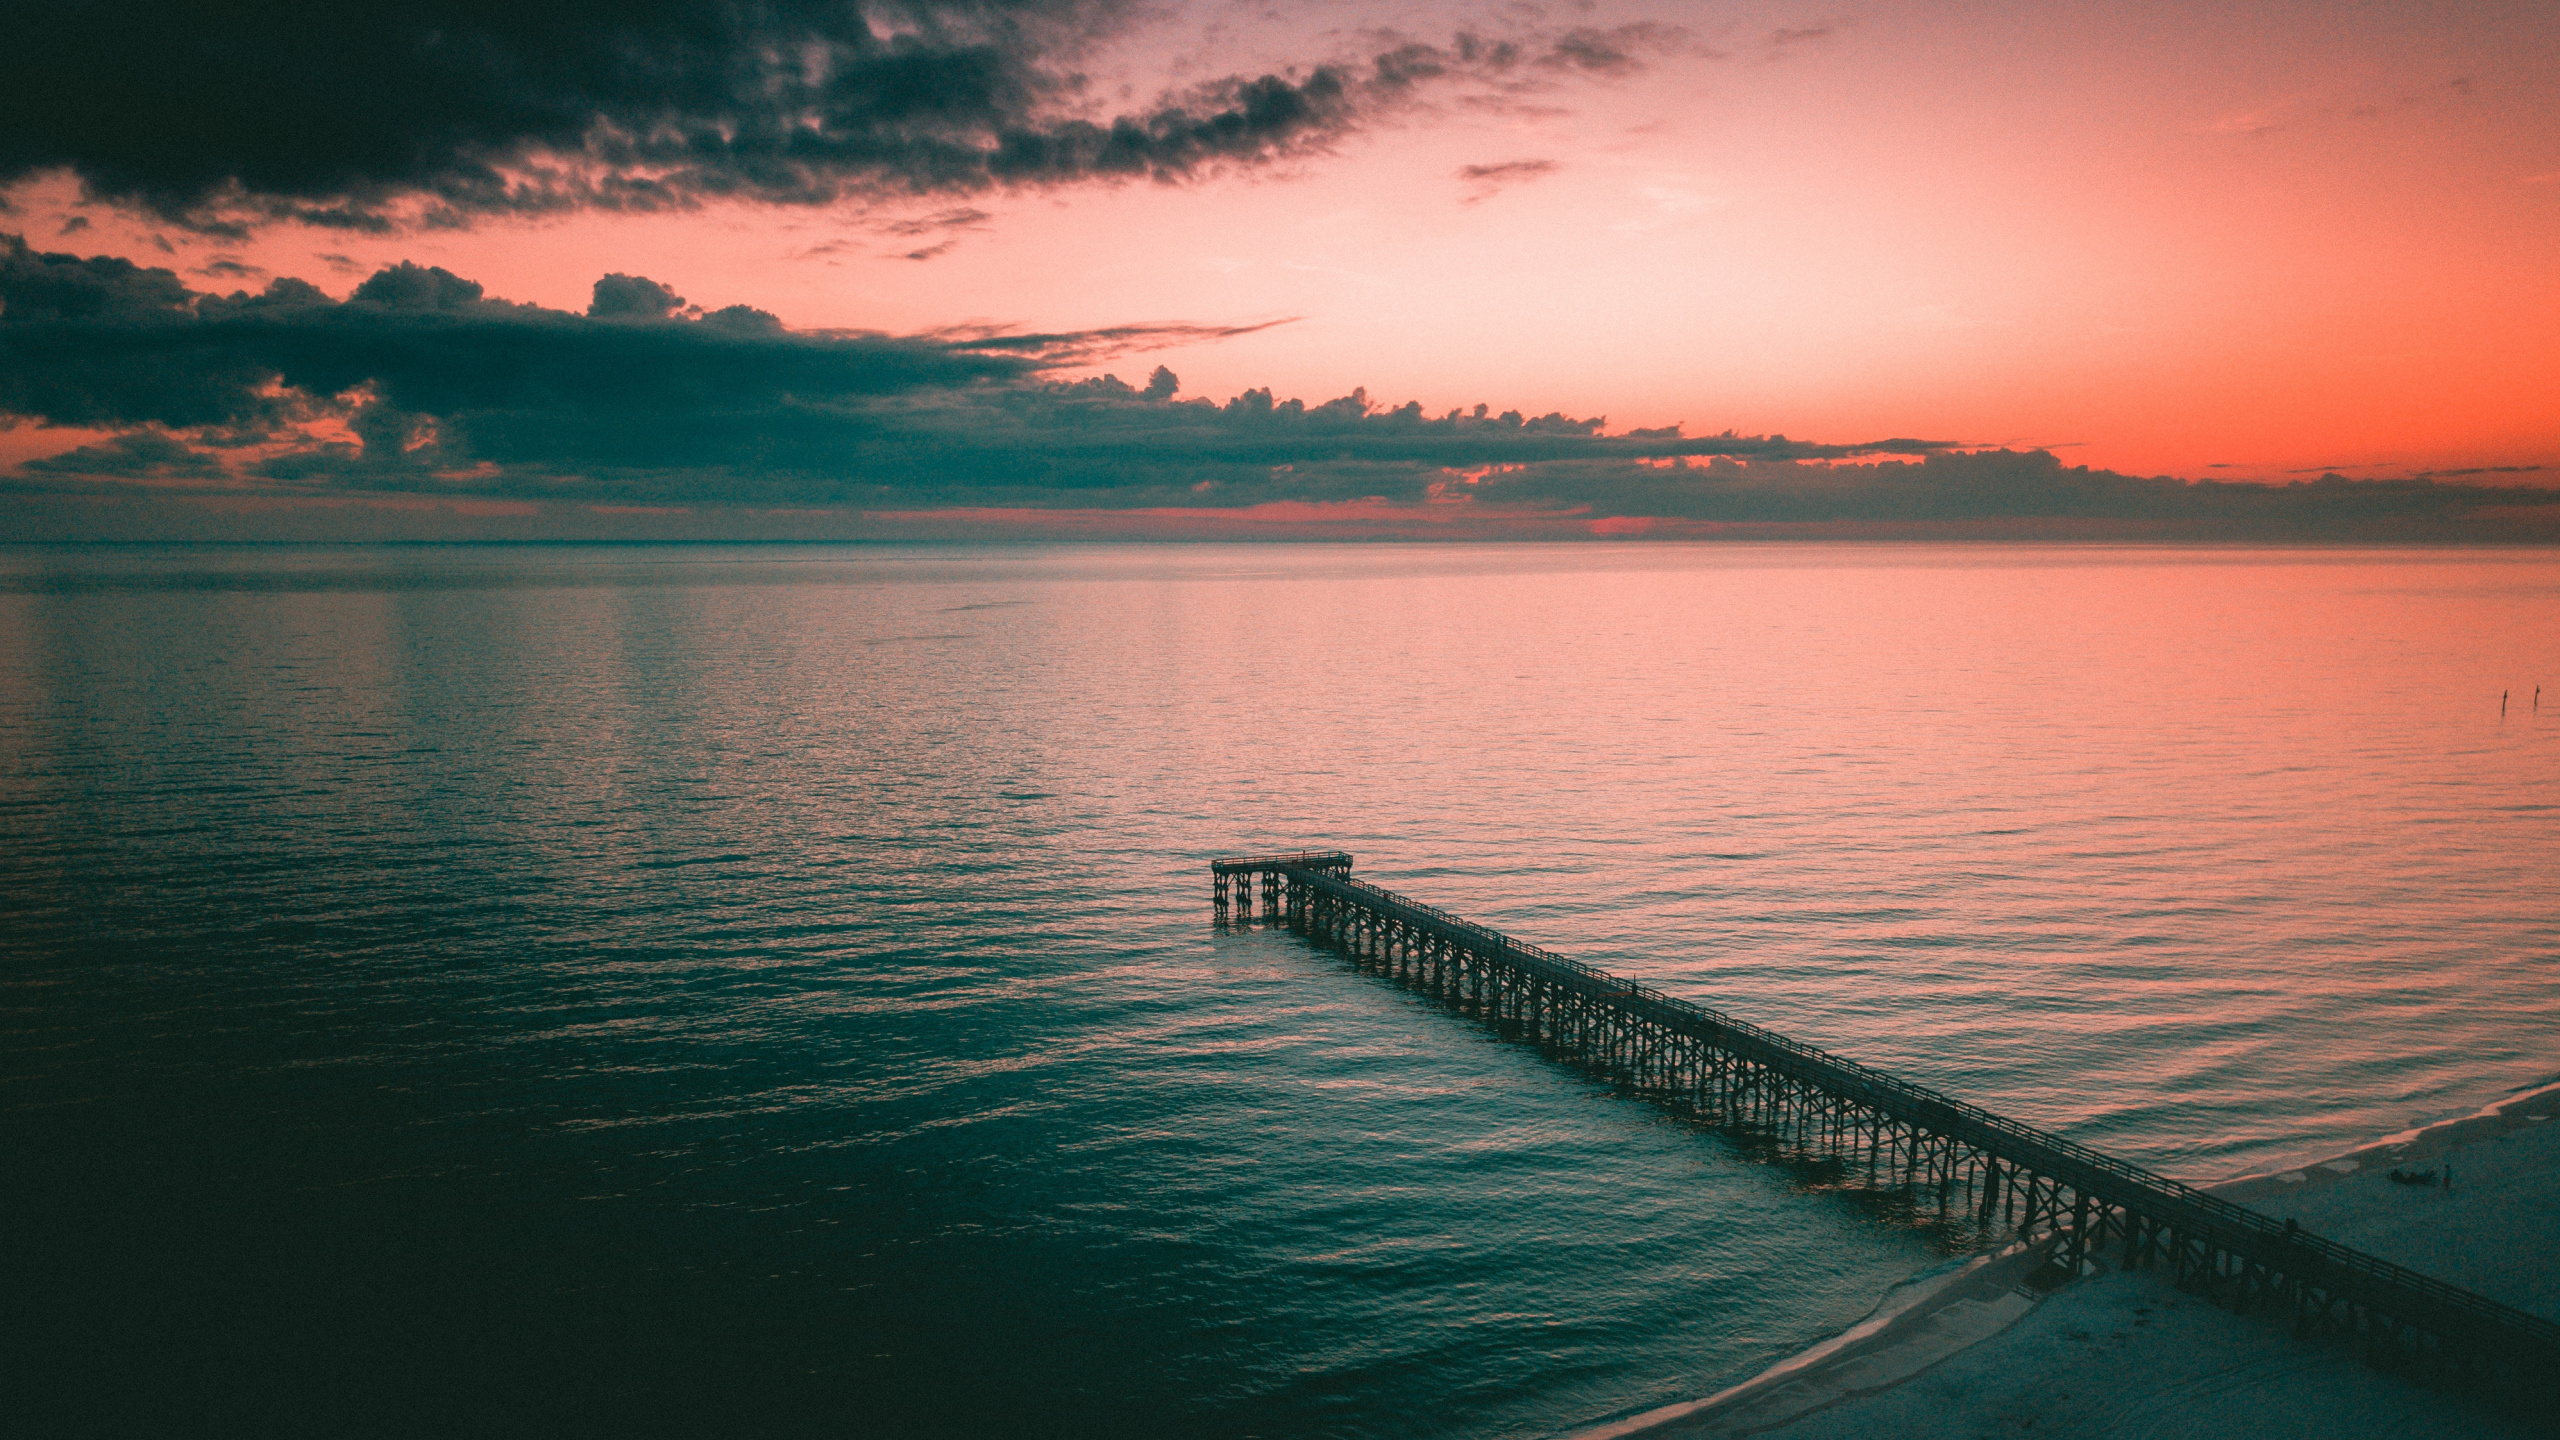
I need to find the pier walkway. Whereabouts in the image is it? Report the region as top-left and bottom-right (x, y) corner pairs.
(1210, 850), (2559, 1410)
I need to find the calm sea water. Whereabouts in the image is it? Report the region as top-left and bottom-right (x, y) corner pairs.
(3, 543), (2555, 1438)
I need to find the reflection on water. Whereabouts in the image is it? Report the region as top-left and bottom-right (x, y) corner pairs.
(2, 544), (2555, 1438)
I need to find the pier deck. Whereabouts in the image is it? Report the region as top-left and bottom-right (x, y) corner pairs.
(1211, 850), (2559, 1411)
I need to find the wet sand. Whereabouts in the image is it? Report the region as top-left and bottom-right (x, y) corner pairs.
(1584, 1077), (2560, 1439)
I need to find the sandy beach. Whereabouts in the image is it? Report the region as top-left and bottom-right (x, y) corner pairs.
(1585, 1076), (2560, 1439)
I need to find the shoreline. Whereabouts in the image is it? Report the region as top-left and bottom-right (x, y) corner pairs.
(1571, 1236), (2065, 1440)
(2212, 1072), (2560, 1210)
(1577, 1071), (2560, 1439)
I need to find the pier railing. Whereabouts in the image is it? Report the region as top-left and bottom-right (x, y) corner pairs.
(1211, 850), (2560, 1408)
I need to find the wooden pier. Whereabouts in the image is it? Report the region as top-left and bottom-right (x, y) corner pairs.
(1212, 850), (2560, 1410)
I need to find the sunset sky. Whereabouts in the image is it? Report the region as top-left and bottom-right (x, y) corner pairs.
(3, 0), (2555, 539)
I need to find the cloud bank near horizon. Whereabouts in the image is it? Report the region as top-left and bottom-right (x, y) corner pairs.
(5, 235), (2556, 542)
(0, 1), (1686, 234)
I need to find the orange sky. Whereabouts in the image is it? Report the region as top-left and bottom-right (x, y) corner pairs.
(6, 0), (2556, 483)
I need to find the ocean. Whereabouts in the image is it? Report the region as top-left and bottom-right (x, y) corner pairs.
(3, 543), (2554, 1437)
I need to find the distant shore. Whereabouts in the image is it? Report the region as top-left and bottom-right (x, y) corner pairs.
(1582, 1073), (2560, 1439)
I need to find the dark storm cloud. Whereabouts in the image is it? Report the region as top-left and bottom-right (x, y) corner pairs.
(1, 237), (1052, 438)
(0, 3), (1686, 232)
(586, 273), (688, 319)
(0, 236), (1930, 497)
(20, 430), (229, 480)
(7, 238), (2556, 541)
